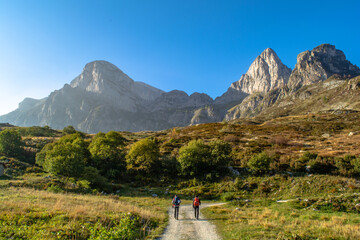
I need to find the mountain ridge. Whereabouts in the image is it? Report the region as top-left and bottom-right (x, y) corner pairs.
(1, 44), (359, 133)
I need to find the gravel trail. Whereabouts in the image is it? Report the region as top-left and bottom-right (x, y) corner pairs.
(159, 203), (224, 240)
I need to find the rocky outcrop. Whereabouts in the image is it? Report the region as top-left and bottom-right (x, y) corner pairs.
(216, 48), (291, 105)
(225, 86), (289, 120)
(288, 44), (360, 91)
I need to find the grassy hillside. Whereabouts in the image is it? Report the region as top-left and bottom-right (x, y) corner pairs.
(2, 112), (360, 239)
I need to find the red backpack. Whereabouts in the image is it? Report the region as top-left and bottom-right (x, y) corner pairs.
(193, 197), (200, 207)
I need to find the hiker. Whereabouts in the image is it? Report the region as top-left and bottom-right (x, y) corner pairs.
(172, 195), (181, 220)
(193, 195), (201, 219)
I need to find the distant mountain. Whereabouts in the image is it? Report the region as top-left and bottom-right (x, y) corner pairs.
(0, 61), (216, 133)
(215, 48), (291, 105)
(225, 44), (360, 120)
(288, 44), (360, 91)
(1, 44), (359, 132)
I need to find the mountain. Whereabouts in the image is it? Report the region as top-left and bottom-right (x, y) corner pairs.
(1, 44), (359, 133)
(215, 48), (292, 105)
(0, 61), (216, 133)
(225, 44), (360, 120)
(288, 44), (360, 91)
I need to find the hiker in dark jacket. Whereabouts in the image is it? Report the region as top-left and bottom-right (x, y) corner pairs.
(193, 195), (201, 219)
(172, 195), (181, 220)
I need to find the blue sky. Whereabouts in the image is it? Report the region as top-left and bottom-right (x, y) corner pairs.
(0, 0), (359, 115)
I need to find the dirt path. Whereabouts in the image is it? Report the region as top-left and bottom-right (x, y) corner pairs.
(159, 203), (224, 240)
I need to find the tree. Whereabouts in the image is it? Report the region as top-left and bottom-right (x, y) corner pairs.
(178, 139), (210, 177)
(0, 129), (22, 157)
(208, 140), (232, 173)
(126, 138), (160, 179)
(88, 131), (126, 179)
(62, 125), (77, 135)
(41, 133), (87, 179)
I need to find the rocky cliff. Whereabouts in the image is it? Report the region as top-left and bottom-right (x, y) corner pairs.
(288, 44), (360, 91)
(226, 44), (360, 120)
(215, 48), (291, 105)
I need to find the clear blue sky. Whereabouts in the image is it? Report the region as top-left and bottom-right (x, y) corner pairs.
(0, 0), (359, 115)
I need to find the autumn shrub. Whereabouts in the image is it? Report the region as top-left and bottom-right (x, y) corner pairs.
(269, 136), (289, 146)
(224, 135), (239, 143)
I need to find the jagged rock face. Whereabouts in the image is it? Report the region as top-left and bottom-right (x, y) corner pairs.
(149, 90), (213, 111)
(225, 87), (289, 120)
(190, 106), (222, 125)
(215, 48), (291, 105)
(288, 44), (360, 91)
(232, 48), (292, 94)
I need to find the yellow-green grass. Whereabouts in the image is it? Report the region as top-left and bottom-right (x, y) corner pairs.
(0, 186), (169, 239)
(203, 201), (360, 240)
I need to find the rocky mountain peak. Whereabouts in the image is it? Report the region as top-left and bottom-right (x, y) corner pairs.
(215, 48), (291, 105)
(70, 60), (134, 93)
(288, 44), (360, 91)
(231, 48), (291, 94)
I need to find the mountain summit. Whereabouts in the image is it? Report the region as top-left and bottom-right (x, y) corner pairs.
(288, 44), (360, 91)
(231, 48), (292, 94)
(215, 48), (291, 104)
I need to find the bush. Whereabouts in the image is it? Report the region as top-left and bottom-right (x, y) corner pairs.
(290, 152), (318, 172)
(307, 156), (336, 174)
(178, 140), (232, 178)
(224, 135), (239, 143)
(221, 192), (236, 201)
(126, 138), (160, 180)
(269, 136), (289, 146)
(88, 131), (126, 180)
(0, 129), (23, 157)
(41, 133), (88, 179)
(62, 125), (77, 135)
(335, 155), (360, 177)
(247, 152), (271, 175)
(47, 184), (64, 193)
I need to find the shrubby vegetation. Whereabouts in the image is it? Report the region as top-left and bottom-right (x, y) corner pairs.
(126, 137), (160, 181)
(38, 133), (88, 179)
(178, 140), (231, 179)
(88, 131), (126, 180)
(0, 129), (23, 157)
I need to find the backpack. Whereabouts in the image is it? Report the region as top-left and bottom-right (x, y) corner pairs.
(193, 197), (200, 207)
(174, 197), (180, 205)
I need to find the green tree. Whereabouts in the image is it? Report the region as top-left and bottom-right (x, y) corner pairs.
(178, 140), (232, 178)
(88, 131), (126, 179)
(35, 143), (54, 167)
(247, 152), (271, 175)
(126, 138), (160, 179)
(62, 125), (77, 135)
(208, 140), (232, 173)
(178, 139), (210, 177)
(41, 133), (87, 179)
(0, 129), (23, 157)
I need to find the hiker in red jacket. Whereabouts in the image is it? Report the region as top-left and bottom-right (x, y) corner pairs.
(193, 195), (201, 219)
